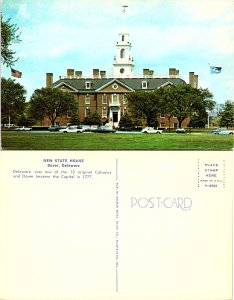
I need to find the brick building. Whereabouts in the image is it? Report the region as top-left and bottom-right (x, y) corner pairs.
(45, 26), (198, 128)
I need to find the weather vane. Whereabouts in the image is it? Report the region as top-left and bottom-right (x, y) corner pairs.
(122, 5), (128, 13)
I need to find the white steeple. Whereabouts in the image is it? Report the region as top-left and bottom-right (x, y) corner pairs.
(113, 5), (134, 77)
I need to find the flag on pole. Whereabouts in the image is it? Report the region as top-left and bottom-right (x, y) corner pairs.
(11, 68), (22, 78)
(210, 66), (222, 74)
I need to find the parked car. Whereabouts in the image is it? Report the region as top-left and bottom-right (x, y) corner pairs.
(79, 125), (91, 132)
(15, 126), (32, 131)
(90, 125), (99, 132)
(141, 127), (163, 134)
(211, 128), (234, 135)
(94, 125), (116, 133)
(59, 125), (85, 133)
(48, 125), (66, 131)
(176, 128), (186, 133)
(118, 126), (132, 131)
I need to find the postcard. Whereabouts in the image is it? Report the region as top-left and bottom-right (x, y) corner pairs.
(1, 0), (233, 299)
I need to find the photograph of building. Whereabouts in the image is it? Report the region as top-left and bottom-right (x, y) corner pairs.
(44, 21), (198, 128)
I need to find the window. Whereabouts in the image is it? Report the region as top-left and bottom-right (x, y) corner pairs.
(85, 81), (91, 89)
(112, 83), (119, 90)
(160, 114), (165, 118)
(67, 110), (72, 118)
(174, 123), (178, 128)
(120, 68), (125, 74)
(102, 108), (107, 118)
(160, 123), (165, 128)
(120, 49), (125, 59)
(123, 95), (128, 104)
(102, 94), (107, 104)
(112, 94), (119, 105)
(85, 108), (90, 117)
(85, 94), (90, 104)
(122, 35), (124, 41)
(142, 81), (148, 89)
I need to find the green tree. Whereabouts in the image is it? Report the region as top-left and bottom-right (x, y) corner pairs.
(118, 113), (133, 129)
(164, 85), (214, 128)
(218, 100), (234, 128)
(127, 90), (162, 127)
(83, 111), (102, 125)
(1, 17), (21, 67)
(132, 117), (143, 129)
(188, 110), (208, 128)
(1, 77), (26, 125)
(69, 112), (80, 125)
(29, 88), (77, 125)
(17, 114), (35, 127)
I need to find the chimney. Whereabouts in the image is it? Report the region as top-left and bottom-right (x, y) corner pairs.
(75, 70), (82, 78)
(67, 69), (75, 78)
(93, 69), (99, 78)
(194, 75), (198, 88)
(149, 70), (154, 77)
(143, 69), (150, 77)
(100, 70), (106, 78)
(189, 72), (198, 88)
(169, 68), (176, 76)
(46, 73), (53, 87)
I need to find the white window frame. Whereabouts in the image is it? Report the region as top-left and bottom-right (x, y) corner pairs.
(85, 94), (90, 104)
(123, 94), (128, 104)
(85, 81), (91, 89)
(102, 108), (107, 118)
(102, 94), (107, 104)
(85, 107), (90, 117)
(142, 81), (148, 89)
(112, 94), (119, 105)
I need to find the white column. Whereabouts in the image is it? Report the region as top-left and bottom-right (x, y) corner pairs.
(118, 109), (121, 123)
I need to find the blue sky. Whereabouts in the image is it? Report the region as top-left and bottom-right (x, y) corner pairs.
(2, 0), (234, 104)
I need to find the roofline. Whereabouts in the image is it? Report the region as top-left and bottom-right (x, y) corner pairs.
(58, 75), (186, 81)
(52, 81), (78, 91)
(95, 78), (135, 92)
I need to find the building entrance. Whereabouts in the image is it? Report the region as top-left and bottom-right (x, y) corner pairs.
(113, 112), (118, 122)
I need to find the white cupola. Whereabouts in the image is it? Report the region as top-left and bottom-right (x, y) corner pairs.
(113, 6), (135, 77)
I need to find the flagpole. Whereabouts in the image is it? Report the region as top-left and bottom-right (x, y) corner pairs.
(122, 5), (128, 29)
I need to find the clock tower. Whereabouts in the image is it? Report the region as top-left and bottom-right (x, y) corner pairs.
(113, 6), (135, 77)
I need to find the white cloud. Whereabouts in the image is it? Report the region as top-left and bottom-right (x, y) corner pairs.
(17, 3), (30, 19)
(174, 0), (234, 22)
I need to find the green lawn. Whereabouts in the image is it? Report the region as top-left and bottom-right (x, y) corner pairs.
(1, 131), (233, 150)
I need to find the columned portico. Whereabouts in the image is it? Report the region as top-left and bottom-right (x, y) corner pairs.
(109, 93), (121, 126)
(109, 106), (121, 127)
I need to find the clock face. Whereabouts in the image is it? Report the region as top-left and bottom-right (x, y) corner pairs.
(112, 83), (118, 90)
(120, 68), (125, 74)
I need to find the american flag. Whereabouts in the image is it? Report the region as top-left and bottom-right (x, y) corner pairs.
(11, 68), (22, 78)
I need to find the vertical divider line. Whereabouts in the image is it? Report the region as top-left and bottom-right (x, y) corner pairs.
(115, 158), (119, 293)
